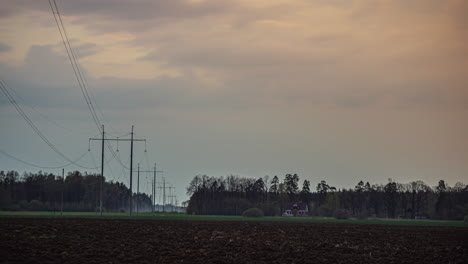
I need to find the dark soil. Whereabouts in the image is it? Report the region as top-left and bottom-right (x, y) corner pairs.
(1, 218), (467, 263)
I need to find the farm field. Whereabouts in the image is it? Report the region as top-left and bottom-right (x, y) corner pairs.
(1, 217), (467, 263)
(1, 211), (467, 227)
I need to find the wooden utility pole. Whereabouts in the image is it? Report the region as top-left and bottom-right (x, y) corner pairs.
(129, 125), (134, 216)
(61, 168), (64, 216)
(153, 164), (163, 213)
(157, 175), (172, 213)
(132, 165), (163, 214)
(100, 125), (105, 216)
(163, 177), (166, 212)
(136, 163), (140, 216)
(89, 125), (146, 217)
(169, 186), (175, 212)
(88, 124), (105, 216)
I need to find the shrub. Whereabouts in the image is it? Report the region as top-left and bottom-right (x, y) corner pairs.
(334, 208), (351, 220)
(258, 202), (281, 216)
(119, 208), (126, 213)
(242, 208), (264, 218)
(29, 200), (44, 211)
(357, 208), (369, 220)
(18, 200), (29, 210)
(6, 203), (20, 211)
(319, 205), (333, 217)
(464, 215), (468, 223)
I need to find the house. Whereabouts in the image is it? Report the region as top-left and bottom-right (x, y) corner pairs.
(283, 202), (309, 216)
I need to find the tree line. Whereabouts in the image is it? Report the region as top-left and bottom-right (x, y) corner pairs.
(0, 170), (152, 212)
(186, 174), (468, 220)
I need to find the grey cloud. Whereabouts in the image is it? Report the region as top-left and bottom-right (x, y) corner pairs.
(63, 0), (232, 20)
(0, 45), (108, 111)
(307, 34), (351, 45)
(141, 44), (339, 71)
(0, 43), (11, 53)
(0, 7), (13, 18)
(0, 0), (238, 33)
(0, 0), (46, 18)
(73, 42), (98, 58)
(0, 44), (239, 116)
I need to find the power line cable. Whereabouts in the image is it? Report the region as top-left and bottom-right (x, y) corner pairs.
(49, 0), (101, 130)
(7, 76), (98, 136)
(51, 0), (102, 129)
(0, 148), (94, 170)
(49, 0), (132, 171)
(6, 85), (94, 135)
(0, 80), (96, 169)
(73, 50), (120, 134)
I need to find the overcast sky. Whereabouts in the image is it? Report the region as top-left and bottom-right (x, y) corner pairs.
(1, 0), (467, 202)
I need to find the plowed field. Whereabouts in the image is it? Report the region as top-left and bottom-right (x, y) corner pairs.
(1, 218), (467, 263)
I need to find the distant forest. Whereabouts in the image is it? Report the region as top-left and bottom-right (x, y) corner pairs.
(187, 174), (468, 220)
(0, 170), (152, 212)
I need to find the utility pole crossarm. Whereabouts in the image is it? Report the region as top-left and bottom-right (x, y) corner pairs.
(89, 138), (146, 142)
(132, 170), (164, 173)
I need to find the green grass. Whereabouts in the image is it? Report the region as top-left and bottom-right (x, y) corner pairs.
(1, 211), (466, 227)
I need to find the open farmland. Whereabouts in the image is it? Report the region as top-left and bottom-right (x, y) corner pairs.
(1, 218), (467, 263)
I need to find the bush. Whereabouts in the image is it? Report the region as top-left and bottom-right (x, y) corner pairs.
(29, 200), (44, 211)
(464, 215), (468, 223)
(18, 200), (29, 210)
(357, 208), (369, 220)
(5, 203), (20, 211)
(258, 202), (281, 216)
(242, 208), (264, 218)
(119, 208), (126, 213)
(319, 205), (333, 217)
(334, 208), (351, 220)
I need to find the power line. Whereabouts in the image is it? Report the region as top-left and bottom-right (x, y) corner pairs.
(0, 80), (95, 169)
(48, 2), (161, 216)
(0, 148), (95, 170)
(5, 82), (94, 135)
(49, 0), (101, 130)
(48, 0), (131, 172)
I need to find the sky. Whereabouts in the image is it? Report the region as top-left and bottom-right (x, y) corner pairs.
(0, 0), (467, 202)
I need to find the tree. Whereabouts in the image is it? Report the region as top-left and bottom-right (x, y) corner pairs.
(384, 179), (398, 218)
(355, 181), (365, 192)
(436, 180), (446, 193)
(409, 180), (430, 218)
(253, 178), (265, 203)
(0, 170), (150, 212)
(253, 178), (265, 193)
(284, 174), (299, 198)
(270, 176), (279, 193)
(302, 180), (310, 193)
(436, 180), (448, 219)
(321, 192), (340, 217)
(354, 180), (367, 217)
(316, 180), (330, 194)
(301, 179), (311, 204)
(183, 174), (465, 220)
(316, 180), (332, 206)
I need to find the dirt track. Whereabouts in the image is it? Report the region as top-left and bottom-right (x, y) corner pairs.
(1, 218), (467, 263)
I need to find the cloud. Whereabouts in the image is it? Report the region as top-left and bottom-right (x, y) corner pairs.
(1, 45), (182, 110)
(2, 0), (467, 112)
(1, 0), (468, 200)
(73, 42), (98, 58)
(0, 43), (11, 53)
(0, 0), (238, 34)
